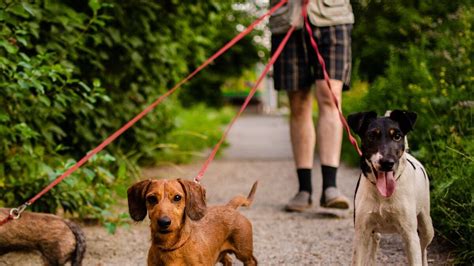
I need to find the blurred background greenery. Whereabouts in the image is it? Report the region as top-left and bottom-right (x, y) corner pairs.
(0, 0), (472, 262)
(0, 0), (262, 229)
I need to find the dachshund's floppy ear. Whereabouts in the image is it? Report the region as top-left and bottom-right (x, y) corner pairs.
(347, 111), (378, 137)
(178, 178), (207, 221)
(390, 110), (417, 135)
(127, 179), (152, 221)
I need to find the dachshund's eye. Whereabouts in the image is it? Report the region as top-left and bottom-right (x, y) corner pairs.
(393, 133), (403, 142)
(146, 195), (158, 205)
(173, 195), (182, 202)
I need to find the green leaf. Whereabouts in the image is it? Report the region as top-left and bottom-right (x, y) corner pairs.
(0, 111), (10, 122)
(37, 95), (51, 106)
(18, 61), (32, 69)
(105, 222), (117, 234)
(78, 81), (91, 92)
(13, 123), (39, 139)
(82, 168), (96, 182)
(0, 40), (19, 54)
(21, 3), (38, 17)
(16, 36), (28, 46)
(9, 4), (30, 18)
(93, 78), (101, 87)
(88, 0), (101, 14)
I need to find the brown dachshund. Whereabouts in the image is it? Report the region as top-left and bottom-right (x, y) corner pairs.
(0, 208), (86, 266)
(127, 178), (258, 265)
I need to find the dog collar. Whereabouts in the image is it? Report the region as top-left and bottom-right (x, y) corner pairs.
(156, 232), (191, 252)
(155, 225), (193, 252)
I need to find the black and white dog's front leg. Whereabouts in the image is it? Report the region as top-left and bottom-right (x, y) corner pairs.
(352, 222), (379, 266)
(398, 215), (423, 265)
(417, 211), (434, 266)
(368, 231), (381, 264)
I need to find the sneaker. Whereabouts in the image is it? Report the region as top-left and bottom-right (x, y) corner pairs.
(320, 187), (350, 209)
(285, 191), (312, 212)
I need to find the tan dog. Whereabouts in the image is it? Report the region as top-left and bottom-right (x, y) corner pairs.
(0, 208), (86, 266)
(127, 178), (258, 265)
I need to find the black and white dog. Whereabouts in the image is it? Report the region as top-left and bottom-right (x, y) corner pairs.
(348, 110), (434, 266)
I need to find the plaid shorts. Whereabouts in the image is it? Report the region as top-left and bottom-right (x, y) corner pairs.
(271, 24), (352, 91)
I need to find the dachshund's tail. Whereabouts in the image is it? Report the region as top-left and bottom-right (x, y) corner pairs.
(226, 181), (258, 209)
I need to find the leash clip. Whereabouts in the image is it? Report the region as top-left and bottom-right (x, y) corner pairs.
(10, 203), (29, 220)
(193, 175), (201, 184)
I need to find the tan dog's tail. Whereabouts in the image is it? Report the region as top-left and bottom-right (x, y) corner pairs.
(226, 181), (258, 209)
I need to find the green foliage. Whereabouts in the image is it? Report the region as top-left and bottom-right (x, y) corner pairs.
(1, 0), (260, 224)
(151, 104), (234, 164)
(0, 0), (119, 218)
(352, 0), (471, 81)
(177, 3), (265, 107)
(1, 153), (127, 218)
(341, 79), (369, 165)
(352, 3), (473, 262)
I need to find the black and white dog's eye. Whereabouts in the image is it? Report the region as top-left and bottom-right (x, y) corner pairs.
(367, 132), (377, 141)
(173, 195), (182, 202)
(393, 133), (402, 141)
(146, 195), (158, 205)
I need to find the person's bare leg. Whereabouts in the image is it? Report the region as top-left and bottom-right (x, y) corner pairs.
(285, 89), (315, 211)
(316, 80), (343, 166)
(289, 90), (315, 169)
(315, 79), (349, 209)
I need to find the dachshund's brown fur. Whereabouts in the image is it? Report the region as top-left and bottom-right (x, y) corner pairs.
(128, 178), (258, 266)
(0, 208), (86, 266)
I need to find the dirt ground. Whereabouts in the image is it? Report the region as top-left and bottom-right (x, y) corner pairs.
(0, 115), (454, 265)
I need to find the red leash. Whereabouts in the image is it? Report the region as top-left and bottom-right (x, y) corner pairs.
(195, 26), (296, 182)
(0, 214), (13, 226)
(195, 0), (363, 182)
(0, 0), (288, 224)
(0, 204), (27, 225)
(302, 0), (362, 156)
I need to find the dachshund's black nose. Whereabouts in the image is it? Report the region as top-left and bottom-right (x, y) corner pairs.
(158, 216), (171, 228)
(380, 159), (395, 171)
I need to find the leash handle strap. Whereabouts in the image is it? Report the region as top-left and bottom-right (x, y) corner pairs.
(302, 0), (362, 156)
(195, 26), (297, 182)
(20, 0), (289, 206)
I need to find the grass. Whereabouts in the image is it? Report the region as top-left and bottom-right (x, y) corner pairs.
(153, 104), (235, 165)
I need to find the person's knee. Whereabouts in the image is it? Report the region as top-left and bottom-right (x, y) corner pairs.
(288, 90), (313, 118)
(317, 94), (335, 109)
(316, 81), (342, 112)
(317, 93), (339, 114)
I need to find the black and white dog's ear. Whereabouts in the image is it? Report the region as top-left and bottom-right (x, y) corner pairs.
(347, 111), (377, 137)
(390, 110), (417, 135)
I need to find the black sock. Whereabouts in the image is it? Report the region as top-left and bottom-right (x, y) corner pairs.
(321, 165), (337, 191)
(297, 168), (312, 195)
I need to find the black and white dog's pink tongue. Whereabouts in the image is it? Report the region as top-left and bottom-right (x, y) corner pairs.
(376, 171), (395, 197)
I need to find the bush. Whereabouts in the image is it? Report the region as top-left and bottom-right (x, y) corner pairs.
(352, 0), (471, 81)
(0, 0), (260, 223)
(0, 1), (121, 218)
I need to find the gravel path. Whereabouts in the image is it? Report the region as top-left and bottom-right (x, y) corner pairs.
(0, 114), (450, 265)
